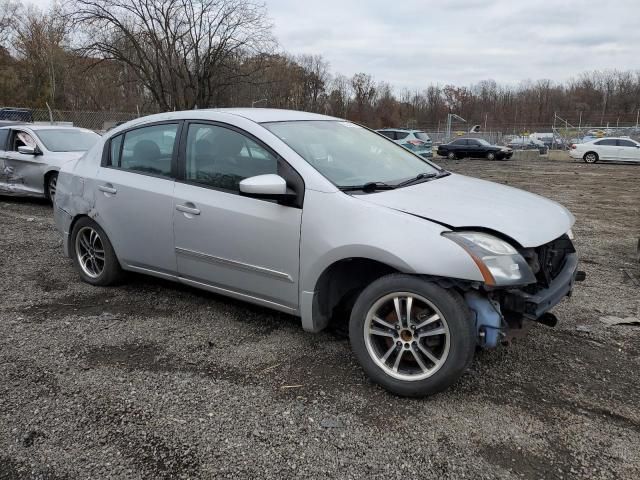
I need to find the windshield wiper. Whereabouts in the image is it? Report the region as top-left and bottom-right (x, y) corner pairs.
(395, 172), (440, 188)
(339, 181), (396, 193)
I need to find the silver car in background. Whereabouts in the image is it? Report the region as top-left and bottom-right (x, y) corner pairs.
(0, 125), (100, 202)
(53, 109), (582, 397)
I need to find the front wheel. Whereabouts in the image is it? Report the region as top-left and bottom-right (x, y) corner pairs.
(46, 172), (58, 204)
(70, 217), (124, 286)
(349, 274), (475, 397)
(486, 152), (496, 161)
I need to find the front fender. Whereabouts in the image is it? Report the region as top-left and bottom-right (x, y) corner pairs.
(298, 190), (483, 331)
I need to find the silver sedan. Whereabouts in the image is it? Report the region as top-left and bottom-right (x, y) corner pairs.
(53, 109), (581, 397)
(0, 124), (100, 202)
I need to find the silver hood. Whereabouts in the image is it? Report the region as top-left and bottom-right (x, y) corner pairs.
(359, 173), (574, 248)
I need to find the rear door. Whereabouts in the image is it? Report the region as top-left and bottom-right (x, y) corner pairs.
(93, 122), (181, 275)
(594, 139), (617, 160)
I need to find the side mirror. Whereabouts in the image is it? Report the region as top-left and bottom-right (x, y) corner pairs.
(239, 174), (296, 202)
(18, 145), (38, 155)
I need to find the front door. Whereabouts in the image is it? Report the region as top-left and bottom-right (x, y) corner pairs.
(1, 129), (45, 196)
(617, 139), (640, 162)
(173, 122), (302, 310)
(93, 122), (180, 275)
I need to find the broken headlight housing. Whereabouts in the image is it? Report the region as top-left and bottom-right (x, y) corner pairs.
(444, 231), (536, 286)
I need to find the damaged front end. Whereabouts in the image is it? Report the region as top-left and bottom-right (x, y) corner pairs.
(445, 232), (585, 348)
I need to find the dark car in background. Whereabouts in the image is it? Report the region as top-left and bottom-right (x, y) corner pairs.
(377, 128), (433, 158)
(0, 108), (34, 123)
(437, 138), (513, 160)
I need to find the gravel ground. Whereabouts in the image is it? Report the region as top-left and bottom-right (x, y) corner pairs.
(1, 156), (639, 479)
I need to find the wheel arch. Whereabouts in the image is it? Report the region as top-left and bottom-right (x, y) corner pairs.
(43, 168), (59, 199)
(67, 214), (120, 265)
(302, 256), (406, 333)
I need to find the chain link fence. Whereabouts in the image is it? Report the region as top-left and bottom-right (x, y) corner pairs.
(0, 106), (144, 132)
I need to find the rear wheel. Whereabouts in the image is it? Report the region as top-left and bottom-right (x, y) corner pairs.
(349, 274), (475, 397)
(447, 152), (457, 160)
(70, 217), (124, 286)
(584, 152), (598, 163)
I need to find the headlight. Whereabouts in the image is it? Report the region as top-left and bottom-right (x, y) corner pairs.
(443, 231), (536, 286)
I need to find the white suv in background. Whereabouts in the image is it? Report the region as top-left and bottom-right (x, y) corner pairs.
(570, 137), (640, 164)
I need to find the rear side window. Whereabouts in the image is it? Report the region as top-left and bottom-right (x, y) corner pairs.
(378, 130), (394, 139)
(618, 139), (636, 147)
(395, 131), (409, 140)
(109, 124), (178, 178)
(0, 129), (8, 150)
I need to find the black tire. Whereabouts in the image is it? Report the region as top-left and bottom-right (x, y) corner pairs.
(70, 217), (124, 286)
(349, 274), (475, 397)
(583, 152), (598, 164)
(447, 151), (457, 160)
(45, 172), (58, 205)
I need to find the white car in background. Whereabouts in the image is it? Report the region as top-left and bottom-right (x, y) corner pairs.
(570, 137), (640, 164)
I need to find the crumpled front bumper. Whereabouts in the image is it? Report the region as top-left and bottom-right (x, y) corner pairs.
(502, 253), (581, 320)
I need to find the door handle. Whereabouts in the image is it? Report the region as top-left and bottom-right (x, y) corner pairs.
(99, 184), (117, 195)
(176, 203), (201, 216)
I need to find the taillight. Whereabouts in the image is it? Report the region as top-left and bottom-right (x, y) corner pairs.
(571, 144), (576, 149)
(407, 139), (425, 146)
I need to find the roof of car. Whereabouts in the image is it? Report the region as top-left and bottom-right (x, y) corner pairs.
(377, 128), (423, 132)
(588, 137), (636, 141)
(121, 108), (340, 126)
(0, 124), (93, 131)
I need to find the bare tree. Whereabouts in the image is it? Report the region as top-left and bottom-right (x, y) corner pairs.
(66, 0), (276, 110)
(0, 0), (20, 47)
(13, 4), (70, 106)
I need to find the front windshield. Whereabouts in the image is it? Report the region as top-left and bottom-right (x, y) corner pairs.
(476, 138), (491, 146)
(262, 120), (439, 187)
(35, 129), (100, 152)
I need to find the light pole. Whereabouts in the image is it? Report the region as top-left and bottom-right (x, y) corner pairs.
(252, 98), (267, 108)
(445, 113), (466, 141)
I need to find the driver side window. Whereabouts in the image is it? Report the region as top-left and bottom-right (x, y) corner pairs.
(184, 123), (277, 191)
(11, 131), (36, 151)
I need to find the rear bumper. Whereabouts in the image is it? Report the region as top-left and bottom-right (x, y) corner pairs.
(53, 204), (73, 257)
(502, 253), (580, 319)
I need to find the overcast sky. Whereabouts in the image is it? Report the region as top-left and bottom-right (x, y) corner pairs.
(28, 0), (640, 89)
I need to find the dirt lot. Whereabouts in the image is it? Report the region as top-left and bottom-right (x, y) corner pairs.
(1, 156), (639, 479)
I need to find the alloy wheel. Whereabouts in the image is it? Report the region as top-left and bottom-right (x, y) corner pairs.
(363, 292), (450, 381)
(584, 153), (597, 163)
(75, 226), (105, 278)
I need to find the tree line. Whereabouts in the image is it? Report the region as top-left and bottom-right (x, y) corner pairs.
(1, 0), (639, 130)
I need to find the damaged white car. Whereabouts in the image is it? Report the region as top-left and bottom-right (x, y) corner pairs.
(53, 109), (584, 397)
(0, 125), (100, 202)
